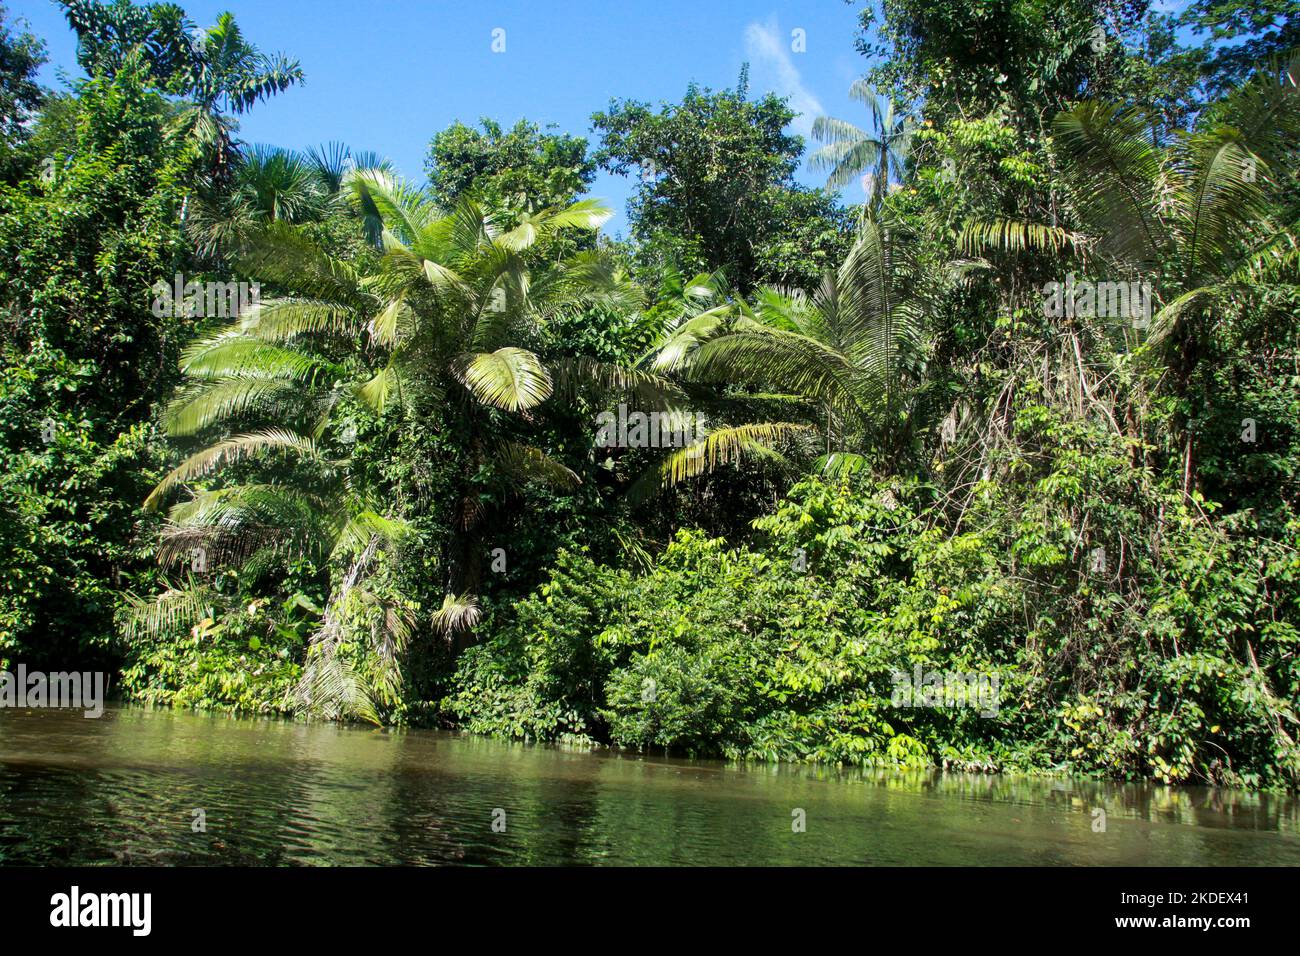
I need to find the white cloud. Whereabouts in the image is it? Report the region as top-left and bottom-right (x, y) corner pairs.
(743, 18), (823, 138)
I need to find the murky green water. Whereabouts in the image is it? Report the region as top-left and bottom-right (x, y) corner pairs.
(1, 706), (1297, 865)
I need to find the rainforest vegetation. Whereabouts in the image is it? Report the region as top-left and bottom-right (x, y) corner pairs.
(2, 0), (1299, 790)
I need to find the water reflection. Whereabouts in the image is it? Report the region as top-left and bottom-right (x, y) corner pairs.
(0, 707), (1296, 866)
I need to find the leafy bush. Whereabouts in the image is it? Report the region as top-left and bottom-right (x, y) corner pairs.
(448, 457), (1300, 788)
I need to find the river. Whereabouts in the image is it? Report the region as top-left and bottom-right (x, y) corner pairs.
(1, 706), (1297, 865)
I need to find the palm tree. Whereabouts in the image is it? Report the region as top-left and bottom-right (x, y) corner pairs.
(331, 174), (662, 606)
(178, 12), (304, 179)
(187, 145), (326, 257)
(810, 81), (913, 206)
(137, 302), (414, 720)
(962, 52), (1300, 496)
(59, 4), (302, 177)
(137, 173), (653, 715)
(647, 215), (932, 485)
(187, 142), (389, 258)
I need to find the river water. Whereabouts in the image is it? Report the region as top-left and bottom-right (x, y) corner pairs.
(1, 706), (1297, 865)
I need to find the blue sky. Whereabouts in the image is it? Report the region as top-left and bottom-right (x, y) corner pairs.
(11, 0), (876, 236)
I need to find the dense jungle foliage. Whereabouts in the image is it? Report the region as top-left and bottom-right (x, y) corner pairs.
(2, 0), (1299, 790)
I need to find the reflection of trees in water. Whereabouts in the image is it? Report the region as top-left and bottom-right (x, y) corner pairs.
(0, 761), (105, 865)
(381, 737), (632, 865)
(99, 707), (403, 864)
(4, 709), (1299, 865)
(847, 763), (1300, 835)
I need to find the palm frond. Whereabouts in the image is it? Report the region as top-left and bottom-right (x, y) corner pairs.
(330, 510), (412, 561)
(119, 577), (222, 640)
(688, 328), (864, 410)
(491, 441), (581, 489)
(240, 221), (369, 307)
(452, 347), (553, 411)
(653, 422), (811, 487)
(144, 428), (319, 511)
(1170, 133), (1269, 283)
(1053, 101), (1164, 267)
(355, 362), (401, 414)
(957, 218), (1091, 256)
(431, 592), (481, 640)
(495, 199), (612, 251)
(179, 332), (342, 383)
(163, 377), (310, 437)
(345, 167), (440, 247)
(239, 297), (362, 342)
(550, 356), (684, 409)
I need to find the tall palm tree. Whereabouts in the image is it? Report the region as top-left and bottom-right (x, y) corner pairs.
(810, 81), (913, 206)
(59, 4), (303, 177)
(138, 174), (652, 715)
(178, 12), (304, 178)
